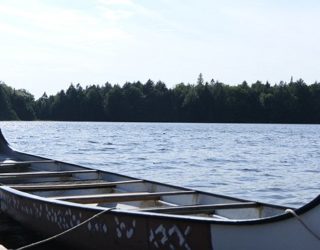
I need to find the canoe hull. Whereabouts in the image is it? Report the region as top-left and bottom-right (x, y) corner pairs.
(2, 186), (320, 250)
(0, 187), (212, 250)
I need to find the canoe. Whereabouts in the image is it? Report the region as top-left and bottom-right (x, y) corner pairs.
(0, 129), (319, 250)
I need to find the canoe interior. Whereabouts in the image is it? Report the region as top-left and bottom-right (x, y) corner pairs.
(0, 149), (289, 222)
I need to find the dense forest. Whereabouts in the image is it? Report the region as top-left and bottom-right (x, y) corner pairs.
(1, 75), (320, 123)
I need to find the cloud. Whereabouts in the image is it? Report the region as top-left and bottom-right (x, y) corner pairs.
(0, 0), (131, 52)
(97, 0), (134, 7)
(102, 9), (133, 21)
(0, 0), (136, 97)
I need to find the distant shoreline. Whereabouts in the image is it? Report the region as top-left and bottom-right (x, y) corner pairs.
(1, 77), (320, 123)
(1, 121), (320, 125)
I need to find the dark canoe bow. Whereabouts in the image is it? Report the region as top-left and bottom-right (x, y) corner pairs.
(0, 129), (11, 154)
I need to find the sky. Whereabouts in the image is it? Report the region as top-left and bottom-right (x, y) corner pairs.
(0, 0), (320, 98)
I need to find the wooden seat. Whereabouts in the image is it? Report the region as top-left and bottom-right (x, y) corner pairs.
(10, 179), (144, 191)
(51, 190), (196, 204)
(140, 202), (258, 214)
(0, 169), (97, 179)
(1, 178), (103, 185)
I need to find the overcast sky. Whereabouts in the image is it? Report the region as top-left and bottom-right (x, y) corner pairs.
(0, 0), (320, 98)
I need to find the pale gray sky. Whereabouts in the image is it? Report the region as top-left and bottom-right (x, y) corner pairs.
(0, 0), (320, 98)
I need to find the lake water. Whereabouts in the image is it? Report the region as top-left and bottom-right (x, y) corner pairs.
(0, 121), (319, 208)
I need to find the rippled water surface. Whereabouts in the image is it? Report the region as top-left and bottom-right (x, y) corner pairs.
(1, 121), (320, 208)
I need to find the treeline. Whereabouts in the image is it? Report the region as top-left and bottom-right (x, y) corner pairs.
(0, 82), (36, 120)
(1, 75), (320, 123)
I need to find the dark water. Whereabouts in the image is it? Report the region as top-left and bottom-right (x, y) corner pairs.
(1, 121), (320, 208)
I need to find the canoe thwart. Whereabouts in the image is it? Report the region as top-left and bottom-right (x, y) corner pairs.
(51, 190), (196, 204)
(0, 169), (97, 179)
(10, 179), (144, 191)
(140, 202), (259, 214)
